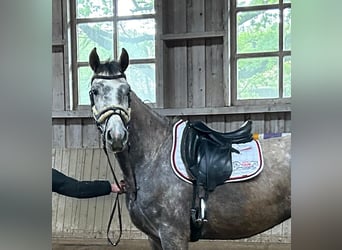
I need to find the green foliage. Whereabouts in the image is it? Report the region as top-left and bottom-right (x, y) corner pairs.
(75, 0), (156, 105)
(236, 4), (291, 99)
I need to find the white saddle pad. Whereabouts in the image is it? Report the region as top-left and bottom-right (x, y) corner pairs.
(170, 120), (264, 184)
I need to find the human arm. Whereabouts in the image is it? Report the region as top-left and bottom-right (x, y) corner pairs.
(52, 168), (112, 198)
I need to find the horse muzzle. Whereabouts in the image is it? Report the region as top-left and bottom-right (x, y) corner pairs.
(105, 126), (128, 152)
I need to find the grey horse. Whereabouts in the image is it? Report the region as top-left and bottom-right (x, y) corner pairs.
(88, 47), (291, 250)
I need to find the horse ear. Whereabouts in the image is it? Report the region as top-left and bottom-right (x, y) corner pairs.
(119, 48), (129, 72)
(89, 47), (100, 72)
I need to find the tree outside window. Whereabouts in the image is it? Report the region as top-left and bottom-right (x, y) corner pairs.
(71, 0), (156, 107)
(231, 0), (291, 102)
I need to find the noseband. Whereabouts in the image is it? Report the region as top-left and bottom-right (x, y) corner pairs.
(89, 73), (131, 133)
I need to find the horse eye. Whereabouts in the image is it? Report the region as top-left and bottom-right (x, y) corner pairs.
(91, 89), (99, 96)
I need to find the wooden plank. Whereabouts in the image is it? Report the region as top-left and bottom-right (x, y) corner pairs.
(82, 119), (101, 148)
(52, 104), (292, 117)
(52, 119), (65, 150)
(164, 0), (188, 108)
(154, 105), (291, 116)
(55, 149), (68, 232)
(161, 31), (225, 40)
(206, 115), (225, 132)
(52, 148), (62, 233)
(265, 112), (287, 133)
(102, 153), (114, 233)
(72, 149), (85, 230)
(94, 149), (107, 233)
(79, 149), (93, 230)
(205, 0), (225, 107)
(53, 148), (63, 234)
(282, 219), (291, 241)
(250, 113), (265, 134)
(74, 149), (87, 230)
(52, 0), (62, 42)
(86, 149), (101, 233)
(100, 150), (112, 231)
(155, 0), (164, 108)
(66, 118), (82, 147)
(225, 114), (246, 131)
(284, 111), (291, 132)
(61, 149), (72, 233)
(52, 52), (65, 111)
(205, 38), (224, 107)
(187, 0), (205, 108)
(63, 149), (78, 233)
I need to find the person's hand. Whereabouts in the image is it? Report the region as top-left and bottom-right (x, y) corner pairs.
(111, 180), (126, 193)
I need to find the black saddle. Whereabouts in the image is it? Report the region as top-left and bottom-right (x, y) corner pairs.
(180, 120), (253, 241)
(181, 120), (253, 191)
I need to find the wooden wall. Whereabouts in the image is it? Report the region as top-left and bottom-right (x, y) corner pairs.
(52, 0), (291, 244)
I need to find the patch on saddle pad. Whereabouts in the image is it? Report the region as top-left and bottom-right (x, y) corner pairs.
(170, 120), (263, 184)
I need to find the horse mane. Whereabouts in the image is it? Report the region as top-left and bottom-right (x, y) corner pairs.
(130, 91), (172, 127)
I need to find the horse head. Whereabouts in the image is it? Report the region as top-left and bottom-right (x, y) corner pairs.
(88, 47), (130, 152)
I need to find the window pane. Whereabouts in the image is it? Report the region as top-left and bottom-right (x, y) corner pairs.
(117, 19), (155, 59)
(284, 8), (291, 50)
(126, 64), (155, 103)
(76, 0), (113, 18)
(284, 0), (291, 3)
(237, 57), (279, 99)
(78, 67), (93, 105)
(237, 0), (278, 7)
(117, 0), (155, 16)
(237, 10), (279, 53)
(283, 56), (291, 98)
(77, 22), (113, 62)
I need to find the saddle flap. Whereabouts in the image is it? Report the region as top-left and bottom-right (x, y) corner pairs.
(194, 139), (233, 191)
(181, 121), (249, 192)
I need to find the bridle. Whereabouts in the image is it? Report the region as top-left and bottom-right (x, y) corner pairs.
(89, 73), (131, 132)
(89, 73), (130, 246)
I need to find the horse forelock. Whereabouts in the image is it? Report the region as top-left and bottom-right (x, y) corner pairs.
(96, 60), (122, 76)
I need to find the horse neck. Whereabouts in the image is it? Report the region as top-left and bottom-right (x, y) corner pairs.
(118, 92), (171, 167)
(115, 92), (171, 195)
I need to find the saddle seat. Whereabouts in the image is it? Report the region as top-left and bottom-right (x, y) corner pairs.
(189, 120), (253, 145)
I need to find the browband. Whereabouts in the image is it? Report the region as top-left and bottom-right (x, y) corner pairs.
(91, 73), (126, 83)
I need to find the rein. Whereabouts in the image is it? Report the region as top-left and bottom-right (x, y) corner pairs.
(89, 73), (129, 246)
(103, 141), (123, 246)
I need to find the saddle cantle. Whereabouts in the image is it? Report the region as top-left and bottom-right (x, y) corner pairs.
(180, 120), (253, 241)
(181, 120), (253, 191)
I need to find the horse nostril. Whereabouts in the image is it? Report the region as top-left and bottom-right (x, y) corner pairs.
(107, 130), (112, 141)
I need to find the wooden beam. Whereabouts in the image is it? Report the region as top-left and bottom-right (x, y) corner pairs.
(161, 31), (225, 41)
(52, 103), (291, 118)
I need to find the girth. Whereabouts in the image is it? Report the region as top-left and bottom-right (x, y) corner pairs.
(180, 120), (253, 241)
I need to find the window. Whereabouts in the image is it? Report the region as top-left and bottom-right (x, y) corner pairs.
(230, 0), (291, 104)
(69, 0), (156, 109)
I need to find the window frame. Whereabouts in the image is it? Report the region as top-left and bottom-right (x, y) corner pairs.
(229, 0), (291, 106)
(68, 0), (156, 110)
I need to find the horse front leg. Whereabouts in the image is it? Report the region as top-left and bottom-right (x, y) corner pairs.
(148, 235), (163, 250)
(158, 226), (189, 250)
